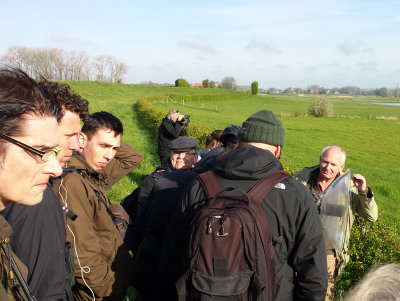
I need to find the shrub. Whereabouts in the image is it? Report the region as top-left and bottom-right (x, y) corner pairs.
(309, 98), (333, 117)
(175, 78), (190, 87)
(251, 81), (258, 95)
(202, 79), (210, 88)
(334, 210), (400, 299)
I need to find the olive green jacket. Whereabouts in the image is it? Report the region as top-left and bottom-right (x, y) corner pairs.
(0, 216), (29, 301)
(294, 165), (378, 272)
(53, 141), (143, 300)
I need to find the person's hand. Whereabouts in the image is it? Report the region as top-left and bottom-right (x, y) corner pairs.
(172, 112), (180, 122)
(177, 114), (184, 121)
(352, 174), (367, 193)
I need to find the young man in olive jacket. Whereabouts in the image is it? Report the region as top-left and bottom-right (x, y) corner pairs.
(53, 111), (143, 300)
(161, 110), (328, 301)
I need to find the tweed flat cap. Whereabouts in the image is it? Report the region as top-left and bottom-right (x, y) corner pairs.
(168, 136), (199, 152)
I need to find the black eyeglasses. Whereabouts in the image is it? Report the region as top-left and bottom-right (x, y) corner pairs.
(0, 132), (61, 162)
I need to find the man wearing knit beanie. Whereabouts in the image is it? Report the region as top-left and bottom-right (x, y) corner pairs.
(237, 110), (285, 159)
(162, 110), (327, 301)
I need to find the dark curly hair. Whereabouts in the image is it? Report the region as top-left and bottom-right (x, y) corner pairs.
(38, 79), (89, 123)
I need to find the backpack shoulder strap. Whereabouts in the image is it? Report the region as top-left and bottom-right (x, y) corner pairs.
(198, 170), (223, 199)
(247, 170), (290, 300)
(248, 170), (291, 205)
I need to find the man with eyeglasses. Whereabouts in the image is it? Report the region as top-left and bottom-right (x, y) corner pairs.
(0, 67), (65, 299)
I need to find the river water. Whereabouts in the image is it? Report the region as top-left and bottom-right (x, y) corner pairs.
(362, 102), (400, 106)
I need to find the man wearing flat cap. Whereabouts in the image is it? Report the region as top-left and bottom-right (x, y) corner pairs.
(161, 110), (327, 301)
(126, 137), (197, 246)
(128, 136), (199, 300)
(167, 136), (199, 171)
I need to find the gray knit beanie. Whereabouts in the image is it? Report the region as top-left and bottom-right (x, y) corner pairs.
(237, 110), (285, 146)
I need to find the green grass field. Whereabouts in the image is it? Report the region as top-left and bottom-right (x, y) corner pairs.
(65, 82), (400, 228)
(154, 94), (400, 226)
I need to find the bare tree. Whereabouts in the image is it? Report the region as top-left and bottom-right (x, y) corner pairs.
(34, 48), (55, 79)
(109, 57), (127, 83)
(93, 55), (111, 82)
(220, 76), (237, 90)
(1, 46), (126, 82)
(68, 51), (90, 81)
(51, 48), (65, 80)
(1, 46), (32, 76)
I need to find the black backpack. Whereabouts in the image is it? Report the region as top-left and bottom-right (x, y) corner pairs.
(176, 170), (290, 301)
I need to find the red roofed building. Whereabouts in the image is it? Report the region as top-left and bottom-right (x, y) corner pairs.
(192, 83), (203, 88)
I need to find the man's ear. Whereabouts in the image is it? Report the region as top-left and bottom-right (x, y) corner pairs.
(78, 132), (87, 148)
(274, 145), (281, 158)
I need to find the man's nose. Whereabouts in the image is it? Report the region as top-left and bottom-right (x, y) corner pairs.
(69, 137), (81, 151)
(104, 148), (114, 160)
(44, 155), (63, 177)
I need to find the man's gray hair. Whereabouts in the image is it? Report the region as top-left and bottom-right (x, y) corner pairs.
(344, 264), (400, 301)
(166, 109), (179, 120)
(321, 145), (346, 164)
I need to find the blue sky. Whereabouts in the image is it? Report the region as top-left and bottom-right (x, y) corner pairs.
(1, 0), (400, 89)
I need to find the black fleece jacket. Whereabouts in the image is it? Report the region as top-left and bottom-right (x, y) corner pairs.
(0, 185), (72, 300)
(158, 117), (183, 157)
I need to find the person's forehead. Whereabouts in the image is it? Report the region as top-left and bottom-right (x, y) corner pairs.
(322, 149), (342, 162)
(18, 115), (59, 148)
(90, 129), (121, 145)
(58, 110), (81, 134)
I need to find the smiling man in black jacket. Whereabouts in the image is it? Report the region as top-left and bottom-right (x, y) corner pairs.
(161, 110), (327, 301)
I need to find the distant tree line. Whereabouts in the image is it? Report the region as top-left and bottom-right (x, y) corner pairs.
(261, 85), (399, 97)
(174, 76), (235, 89)
(0, 46), (127, 83)
(174, 77), (399, 97)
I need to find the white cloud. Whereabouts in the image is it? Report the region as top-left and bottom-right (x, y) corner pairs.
(356, 61), (378, 72)
(179, 35), (216, 53)
(245, 38), (282, 54)
(275, 64), (290, 70)
(305, 65), (318, 73)
(337, 39), (361, 55)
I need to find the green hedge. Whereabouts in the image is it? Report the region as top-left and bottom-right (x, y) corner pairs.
(136, 92), (318, 174)
(334, 210), (400, 299)
(136, 93), (248, 149)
